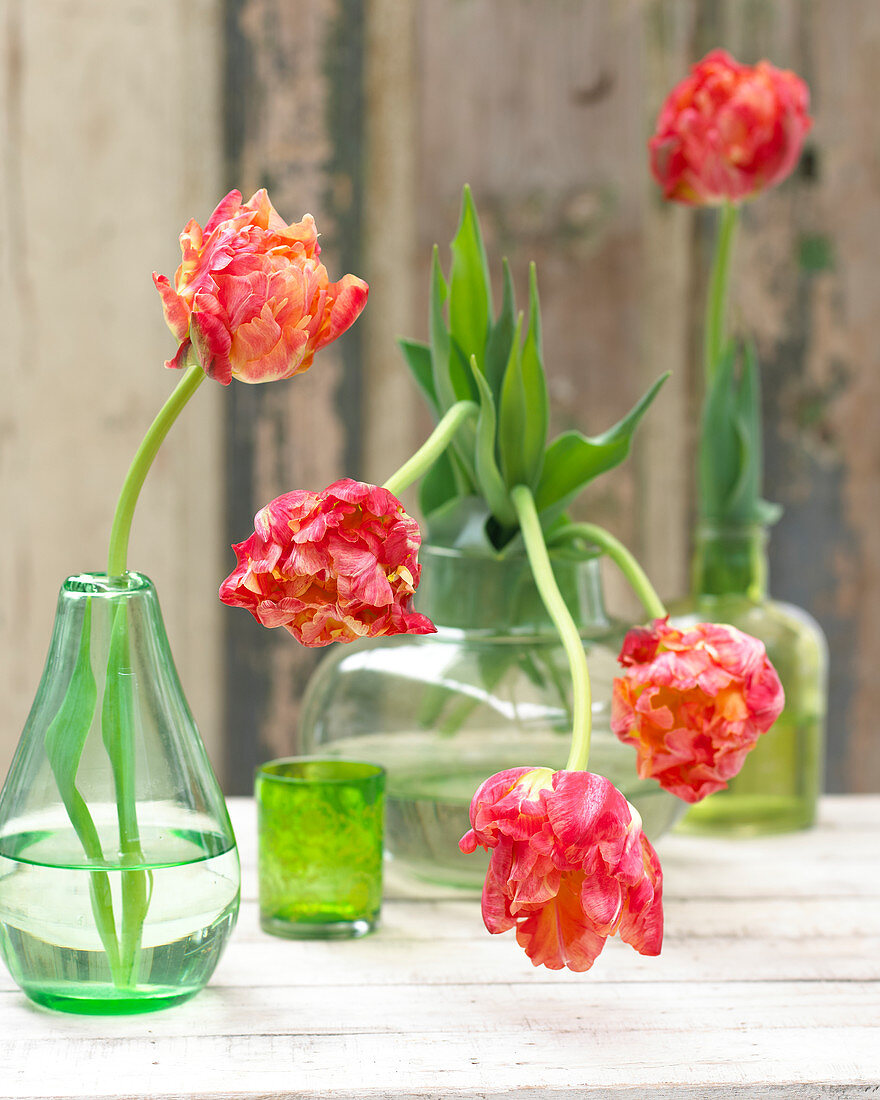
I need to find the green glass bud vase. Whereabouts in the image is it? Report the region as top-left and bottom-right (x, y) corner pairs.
(673, 524), (827, 835)
(0, 572), (240, 1014)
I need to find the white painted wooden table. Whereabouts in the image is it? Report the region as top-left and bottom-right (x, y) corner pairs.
(1, 796), (878, 1099)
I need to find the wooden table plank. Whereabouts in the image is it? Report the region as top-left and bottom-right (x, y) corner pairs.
(0, 796), (878, 1099)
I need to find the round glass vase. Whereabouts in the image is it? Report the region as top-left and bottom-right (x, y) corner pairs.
(672, 524), (828, 835)
(0, 572), (240, 1015)
(299, 545), (685, 891)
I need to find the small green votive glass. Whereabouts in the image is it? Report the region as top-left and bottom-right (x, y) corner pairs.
(255, 757), (385, 939)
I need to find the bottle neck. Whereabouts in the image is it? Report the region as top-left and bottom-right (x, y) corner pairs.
(691, 524), (769, 602)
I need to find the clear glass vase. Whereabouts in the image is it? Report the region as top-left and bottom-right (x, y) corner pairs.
(0, 572), (240, 1014)
(300, 545), (685, 891)
(672, 524), (827, 835)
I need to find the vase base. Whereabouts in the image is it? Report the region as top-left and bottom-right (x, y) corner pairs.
(22, 983), (202, 1016)
(676, 793), (816, 837)
(260, 914), (376, 940)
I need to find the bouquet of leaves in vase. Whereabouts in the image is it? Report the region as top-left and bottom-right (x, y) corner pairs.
(219, 186), (787, 974)
(392, 186), (670, 737)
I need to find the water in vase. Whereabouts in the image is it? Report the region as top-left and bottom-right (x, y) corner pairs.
(0, 808), (239, 1014)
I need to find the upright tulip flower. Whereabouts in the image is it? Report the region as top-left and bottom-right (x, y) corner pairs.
(649, 49), (811, 207)
(154, 189), (369, 385)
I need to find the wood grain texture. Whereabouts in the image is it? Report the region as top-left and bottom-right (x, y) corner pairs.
(222, 0), (367, 787)
(0, 0), (225, 778)
(0, 796), (877, 1099)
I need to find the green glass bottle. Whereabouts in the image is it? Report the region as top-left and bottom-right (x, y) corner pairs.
(673, 523), (827, 835)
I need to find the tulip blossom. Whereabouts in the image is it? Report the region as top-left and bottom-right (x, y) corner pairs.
(219, 478), (436, 647)
(649, 49), (811, 206)
(611, 618), (785, 802)
(154, 189), (368, 384)
(459, 767), (663, 972)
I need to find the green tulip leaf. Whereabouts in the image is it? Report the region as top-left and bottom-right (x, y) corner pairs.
(467, 355), (516, 528)
(484, 258), (516, 405)
(418, 447), (461, 518)
(535, 372), (670, 514)
(449, 184), (492, 376)
(398, 338), (438, 415)
(45, 599), (99, 831)
(700, 341), (781, 525)
(498, 309), (547, 491)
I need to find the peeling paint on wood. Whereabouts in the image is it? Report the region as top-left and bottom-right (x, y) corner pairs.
(222, 0), (366, 789)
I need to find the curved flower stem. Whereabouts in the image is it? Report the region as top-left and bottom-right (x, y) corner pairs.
(101, 355), (204, 987)
(548, 522), (667, 621)
(382, 401), (478, 498)
(704, 201), (740, 384)
(510, 486), (592, 773)
(107, 361), (206, 577)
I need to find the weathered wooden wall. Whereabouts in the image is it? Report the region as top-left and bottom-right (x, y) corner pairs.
(2, 0), (877, 794)
(0, 0), (226, 779)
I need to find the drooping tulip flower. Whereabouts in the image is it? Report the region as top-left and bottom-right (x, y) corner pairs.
(154, 189), (368, 384)
(459, 767), (663, 972)
(649, 49), (812, 206)
(219, 478), (436, 647)
(611, 618), (785, 802)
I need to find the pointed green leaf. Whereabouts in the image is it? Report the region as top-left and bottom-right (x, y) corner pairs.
(429, 246), (454, 412)
(429, 246), (476, 485)
(518, 262), (548, 475)
(535, 372), (669, 513)
(467, 355), (516, 527)
(498, 273), (548, 492)
(700, 341), (782, 525)
(449, 339), (479, 403)
(418, 448), (460, 518)
(499, 312), (546, 489)
(398, 338), (438, 414)
(484, 258), (516, 404)
(449, 185), (492, 374)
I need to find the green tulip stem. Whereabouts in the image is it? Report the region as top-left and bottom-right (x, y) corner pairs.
(382, 401), (479, 497)
(107, 360), (206, 578)
(101, 352), (204, 988)
(549, 522), (668, 621)
(704, 201), (740, 384)
(510, 485), (593, 774)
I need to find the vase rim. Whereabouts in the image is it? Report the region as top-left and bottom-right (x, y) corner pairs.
(256, 756), (385, 786)
(62, 571), (155, 597)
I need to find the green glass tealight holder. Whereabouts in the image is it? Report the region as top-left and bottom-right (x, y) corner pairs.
(255, 758), (385, 939)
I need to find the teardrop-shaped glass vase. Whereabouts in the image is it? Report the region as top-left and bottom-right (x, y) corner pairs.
(0, 572), (240, 1014)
